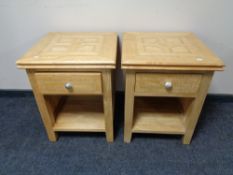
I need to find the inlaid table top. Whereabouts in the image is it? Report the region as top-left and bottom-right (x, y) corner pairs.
(122, 32), (224, 70)
(16, 32), (117, 69)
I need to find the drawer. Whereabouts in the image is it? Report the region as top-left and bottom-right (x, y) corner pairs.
(35, 72), (102, 95)
(135, 73), (202, 97)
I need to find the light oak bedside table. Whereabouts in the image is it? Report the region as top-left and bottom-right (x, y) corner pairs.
(16, 32), (117, 142)
(122, 32), (224, 144)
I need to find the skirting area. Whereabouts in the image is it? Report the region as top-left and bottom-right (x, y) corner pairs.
(0, 91), (233, 175)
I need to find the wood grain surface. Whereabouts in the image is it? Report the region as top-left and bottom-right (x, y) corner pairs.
(16, 32), (117, 69)
(122, 32), (224, 70)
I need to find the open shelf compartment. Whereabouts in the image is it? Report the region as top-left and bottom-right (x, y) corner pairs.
(47, 95), (105, 132)
(132, 97), (192, 135)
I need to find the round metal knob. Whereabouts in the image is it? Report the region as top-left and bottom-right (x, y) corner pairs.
(64, 82), (73, 90)
(164, 81), (172, 89)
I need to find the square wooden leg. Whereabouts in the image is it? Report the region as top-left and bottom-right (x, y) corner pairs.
(182, 73), (213, 144)
(27, 70), (58, 142)
(102, 70), (114, 142)
(124, 71), (135, 143)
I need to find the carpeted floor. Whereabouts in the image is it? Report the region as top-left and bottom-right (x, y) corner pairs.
(0, 91), (233, 175)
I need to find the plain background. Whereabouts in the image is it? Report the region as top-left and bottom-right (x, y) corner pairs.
(0, 0), (232, 94)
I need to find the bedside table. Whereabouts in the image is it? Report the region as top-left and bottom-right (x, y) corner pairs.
(122, 32), (224, 144)
(16, 32), (117, 142)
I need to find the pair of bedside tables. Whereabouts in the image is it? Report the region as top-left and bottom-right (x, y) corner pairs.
(16, 32), (224, 144)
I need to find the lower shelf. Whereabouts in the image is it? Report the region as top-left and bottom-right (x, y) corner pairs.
(53, 96), (105, 132)
(132, 97), (186, 134)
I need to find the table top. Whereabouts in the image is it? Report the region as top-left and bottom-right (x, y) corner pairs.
(16, 32), (117, 69)
(122, 32), (224, 71)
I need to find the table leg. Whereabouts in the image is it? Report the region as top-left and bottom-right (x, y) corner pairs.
(102, 70), (114, 142)
(27, 70), (58, 142)
(124, 71), (135, 143)
(182, 73), (213, 144)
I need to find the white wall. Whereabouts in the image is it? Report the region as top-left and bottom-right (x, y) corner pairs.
(0, 0), (232, 94)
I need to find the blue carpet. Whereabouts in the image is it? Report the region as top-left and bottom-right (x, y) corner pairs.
(0, 92), (233, 175)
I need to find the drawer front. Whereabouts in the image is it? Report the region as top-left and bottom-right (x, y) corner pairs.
(35, 72), (102, 95)
(135, 73), (202, 96)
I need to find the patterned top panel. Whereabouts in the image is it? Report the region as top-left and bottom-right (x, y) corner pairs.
(42, 35), (103, 55)
(122, 32), (224, 69)
(137, 36), (200, 55)
(17, 32), (117, 68)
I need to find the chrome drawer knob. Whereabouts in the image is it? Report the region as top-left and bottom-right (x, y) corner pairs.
(64, 82), (73, 90)
(164, 81), (172, 89)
